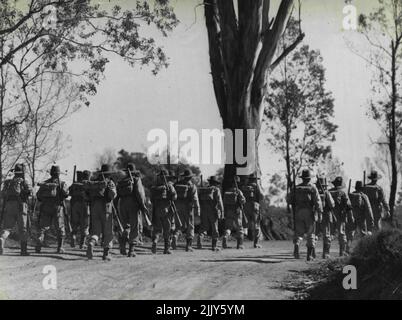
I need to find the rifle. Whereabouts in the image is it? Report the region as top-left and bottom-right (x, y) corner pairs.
(291, 169), (297, 232)
(22, 165), (32, 237)
(363, 171), (366, 187)
(73, 165), (77, 184)
(160, 171), (183, 229)
(127, 169), (152, 228)
(348, 179), (352, 195)
(233, 176), (248, 226)
(59, 175), (72, 235)
(201, 175), (204, 187)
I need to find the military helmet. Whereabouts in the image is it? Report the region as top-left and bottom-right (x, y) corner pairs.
(180, 169), (194, 178)
(157, 168), (169, 176)
(207, 176), (220, 185)
(101, 164), (112, 172)
(332, 176), (344, 187)
(299, 169), (312, 180)
(368, 170), (381, 180)
(82, 170), (91, 181)
(50, 165), (61, 176)
(127, 163), (136, 172)
(355, 181), (363, 190)
(14, 163), (24, 173)
(316, 177), (328, 187)
(76, 171), (83, 182)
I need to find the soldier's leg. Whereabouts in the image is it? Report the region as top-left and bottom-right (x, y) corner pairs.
(236, 217), (245, 250)
(222, 217), (233, 249)
(293, 212), (305, 259)
(87, 203), (102, 259)
(306, 214), (317, 261)
(36, 205), (52, 253)
(162, 214), (172, 254)
(322, 220), (331, 259)
(0, 202), (18, 255)
(210, 212), (220, 251)
(345, 221), (356, 254)
(253, 208), (262, 248)
(70, 201), (79, 248)
(16, 202), (30, 256)
(151, 210), (162, 254)
(128, 208), (139, 257)
(338, 221), (347, 256)
(185, 210), (195, 252)
(79, 203), (90, 249)
(118, 200), (130, 255)
(101, 208), (114, 261)
(54, 205), (66, 253)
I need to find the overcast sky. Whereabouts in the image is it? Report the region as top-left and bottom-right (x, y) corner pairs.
(57, 0), (384, 188)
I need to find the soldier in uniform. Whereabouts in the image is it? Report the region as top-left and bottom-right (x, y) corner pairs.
(69, 170), (91, 249)
(240, 174), (263, 248)
(349, 181), (375, 242)
(363, 170), (390, 231)
(196, 176), (224, 251)
(315, 177), (335, 259)
(329, 176), (354, 256)
(0, 164), (32, 256)
(288, 169), (322, 261)
(86, 164), (117, 261)
(35, 165), (69, 254)
(222, 176), (246, 250)
(150, 169), (177, 254)
(117, 163), (148, 257)
(172, 169), (200, 252)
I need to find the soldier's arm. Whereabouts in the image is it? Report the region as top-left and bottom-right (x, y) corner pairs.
(326, 191), (336, 210)
(342, 192), (354, 222)
(378, 187), (390, 212)
(237, 190), (246, 205)
(312, 185), (323, 213)
(363, 194), (375, 231)
(22, 180), (33, 198)
(107, 180), (117, 200)
(190, 184), (200, 215)
(60, 181), (69, 199)
(168, 183), (177, 201)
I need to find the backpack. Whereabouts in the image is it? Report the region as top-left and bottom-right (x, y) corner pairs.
(329, 189), (343, 208)
(223, 190), (238, 206)
(241, 185), (255, 201)
(86, 181), (107, 198)
(295, 185), (313, 207)
(3, 178), (23, 198)
(175, 184), (190, 200)
(117, 178), (136, 197)
(69, 183), (86, 199)
(362, 185), (380, 206)
(37, 183), (58, 199)
(199, 187), (215, 202)
(152, 185), (168, 200)
(349, 192), (363, 210)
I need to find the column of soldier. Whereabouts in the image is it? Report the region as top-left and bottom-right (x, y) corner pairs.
(0, 163), (389, 262)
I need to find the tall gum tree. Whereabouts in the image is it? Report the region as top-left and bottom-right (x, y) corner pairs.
(204, 0), (304, 189)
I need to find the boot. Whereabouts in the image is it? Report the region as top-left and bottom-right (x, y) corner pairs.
(237, 235), (244, 250)
(70, 234), (76, 248)
(151, 241), (157, 254)
(102, 248), (111, 261)
(222, 237), (228, 249)
(307, 246), (313, 261)
(164, 239), (172, 254)
(57, 238), (65, 254)
(185, 239), (193, 252)
(339, 242), (346, 257)
(20, 241), (30, 256)
(79, 235), (87, 250)
(293, 244), (300, 259)
(86, 240), (94, 259)
(171, 235), (177, 250)
(322, 244), (331, 259)
(212, 239), (219, 251)
(127, 244), (136, 257)
(197, 235), (203, 249)
(119, 236), (127, 255)
(0, 238), (4, 255)
(311, 247), (316, 259)
(253, 236), (262, 249)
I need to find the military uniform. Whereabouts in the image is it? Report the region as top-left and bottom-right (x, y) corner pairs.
(0, 164), (32, 256)
(222, 177), (246, 249)
(172, 169), (200, 252)
(86, 165), (117, 261)
(117, 163), (147, 257)
(362, 171), (390, 231)
(69, 171), (91, 249)
(151, 169), (177, 254)
(329, 177), (354, 256)
(197, 176), (224, 251)
(36, 166), (69, 254)
(240, 174), (263, 248)
(349, 181), (375, 239)
(316, 178), (335, 259)
(288, 170), (322, 261)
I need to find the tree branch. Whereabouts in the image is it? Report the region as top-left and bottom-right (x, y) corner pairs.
(269, 32), (305, 71)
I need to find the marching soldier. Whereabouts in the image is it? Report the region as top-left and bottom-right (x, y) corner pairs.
(240, 174), (263, 249)
(69, 170), (91, 249)
(315, 177), (335, 259)
(349, 181), (374, 241)
(150, 169), (177, 254)
(196, 176), (224, 251)
(288, 169), (322, 261)
(363, 170), (390, 231)
(35, 165), (69, 254)
(86, 164), (117, 261)
(329, 176), (354, 256)
(0, 164), (32, 256)
(222, 176), (246, 250)
(172, 169), (200, 252)
(117, 163), (148, 257)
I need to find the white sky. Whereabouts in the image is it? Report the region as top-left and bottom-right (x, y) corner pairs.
(57, 0), (384, 188)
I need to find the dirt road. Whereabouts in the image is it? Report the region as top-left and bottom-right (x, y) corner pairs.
(0, 240), (326, 300)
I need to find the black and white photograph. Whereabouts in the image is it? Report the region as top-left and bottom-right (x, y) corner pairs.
(0, 0), (402, 306)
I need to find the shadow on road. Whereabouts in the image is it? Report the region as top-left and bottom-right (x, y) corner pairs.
(200, 258), (284, 264)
